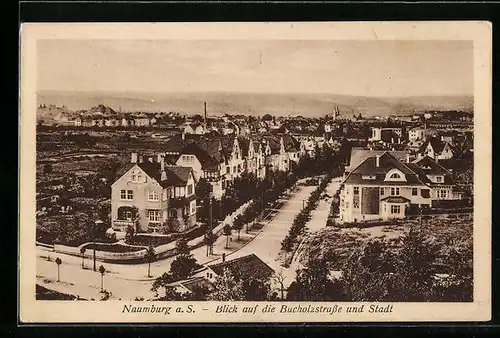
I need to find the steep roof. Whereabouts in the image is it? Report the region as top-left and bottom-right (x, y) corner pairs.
(236, 136), (250, 155)
(343, 152), (428, 186)
(115, 162), (192, 188)
(282, 134), (300, 152)
(182, 141), (223, 170)
(411, 156), (451, 176)
(419, 138), (449, 154)
(346, 147), (408, 172)
(208, 253), (275, 281)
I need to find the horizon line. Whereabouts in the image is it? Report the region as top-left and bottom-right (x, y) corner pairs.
(37, 89), (474, 99)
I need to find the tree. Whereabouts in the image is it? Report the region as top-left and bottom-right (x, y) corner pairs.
(55, 257), (62, 282)
(163, 218), (181, 234)
(242, 279), (271, 301)
(80, 247), (86, 269)
(273, 270), (288, 300)
(131, 206), (140, 233)
(341, 241), (399, 301)
(175, 237), (189, 256)
(99, 265), (106, 292)
(287, 257), (345, 301)
(146, 246), (156, 278)
(394, 227), (440, 301)
(223, 224), (232, 249)
(232, 215), (244, 241)
(195, 178), (213, 201)
(204, 231), (217, 256)
(125, 225), (135, 242)
(97, 202), (111, 225)
(262, 114), (273, 122)
(207, 268), (244, 301)
(151, 248), (202, 297)
(431, 238), (473, 302)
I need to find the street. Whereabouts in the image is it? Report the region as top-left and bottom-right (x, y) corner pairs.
(36, 183), (319, 300)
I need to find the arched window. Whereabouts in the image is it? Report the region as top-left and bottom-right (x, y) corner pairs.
(117, 206), (134, 220)
(390, 173), (401, 179)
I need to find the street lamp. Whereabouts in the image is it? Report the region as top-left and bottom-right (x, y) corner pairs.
(55, 257), (62, 282)
(99, 265), (106, 292)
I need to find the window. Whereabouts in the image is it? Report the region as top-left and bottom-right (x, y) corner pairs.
(390, 187), (400, 196)
(170, 209), (177, 218)
(421, 189), (430, 198)
(353, 195), (360, 209)
(380, 188), (384, 196)
(222, 180), (226, 190)
(390, 205), (401, 214)
(148, 210), (160, 223)
(353, 187), (359, 195)
(121, 190), (133, 200)
(187, 184), (194, 196)
(226, 166), (230, 174)
(390, 173), (401, 179)
(436, 176), (443, 183)
(148, 190), (159, 201)
(162, 190), (168, 201)
(362, 175), (376, 180)
(412, 188), (418, 196)
(190, 200), (196, 214)
(131, 170), (142, 182)
(439, 190), (447, 199)
(233, 166), (236, 173)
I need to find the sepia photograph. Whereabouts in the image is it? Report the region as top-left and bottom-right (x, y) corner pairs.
(19, 21), (491, 322)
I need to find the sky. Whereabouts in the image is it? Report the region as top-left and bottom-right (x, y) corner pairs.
(37, 39), (473, 97)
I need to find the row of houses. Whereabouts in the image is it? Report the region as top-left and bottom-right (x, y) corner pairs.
(110, 133), (305, 233)
(339, 148), (465, 222)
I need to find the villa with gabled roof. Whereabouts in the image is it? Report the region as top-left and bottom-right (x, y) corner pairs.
(111, 152), (197, 233)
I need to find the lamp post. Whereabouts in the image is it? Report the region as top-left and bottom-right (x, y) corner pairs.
(93, 220), (100, 272)
(99, 265), (106, 292)
(55, 257), (62, 282)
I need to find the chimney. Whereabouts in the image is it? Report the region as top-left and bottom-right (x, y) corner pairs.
(204, 102), (207, 129)
(131, 152), (138, 163)
(406, 153), (410, 163)
(222, 253), (226, 263)
(148, 156), (153, 163)
(138, 155), (143, 163)
(160, 155), (165, 172)
(182, 132), (186, 140)
(375, 155), (380, 168)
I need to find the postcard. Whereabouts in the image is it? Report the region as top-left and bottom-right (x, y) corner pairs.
(19, 21), (491, 323)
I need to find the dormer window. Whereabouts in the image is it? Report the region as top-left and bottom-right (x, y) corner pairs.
(384, 169), (406, 182)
